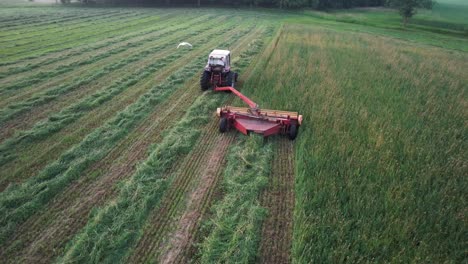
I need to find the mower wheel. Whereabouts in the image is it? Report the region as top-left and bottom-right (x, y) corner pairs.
(219, 117), (228, 133)
(288, 125), (298, 140)
(200, 71), (211, 91)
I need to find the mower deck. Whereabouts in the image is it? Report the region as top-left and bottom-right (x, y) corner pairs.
(214, 87), (302, 139)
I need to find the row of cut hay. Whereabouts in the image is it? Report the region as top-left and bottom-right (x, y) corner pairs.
(0, 20), (237, 183)
(0, 10), (140, 44)
(1, 12), (159, 59)
(0, 13), (197, 77)
(198, 135), (273, 263)
(0, 10), (138, 46)
(58, 91), (226, 263)
(0, 24), (254, 247)
(0, 13), (213, 94)
(0, 12), (169, 69)
(0, 8), (128, 32)
(0, 54), (210, 246)
(0, 19), (212, 125)
(1, 13), (163, 63)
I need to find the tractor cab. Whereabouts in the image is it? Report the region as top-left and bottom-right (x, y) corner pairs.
(206, 49), (231, 73)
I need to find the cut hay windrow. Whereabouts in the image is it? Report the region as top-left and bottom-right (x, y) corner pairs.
(0, 18), (220, 125)
(0, 25), (254, 246)
(58, 92), (226, 263)
(0, 13), (200, 77)
(0, 11), (155, 49)
(0, 20), (237, 180)
(0, 10), (138, 45)
(0, 11), (153, 54)
(0, 11), (138, 45)
(0, 13), (215, 94)
(1, 13), (161, 61)
(57, 32), (266, 263)
(0, 9), (126, 33)
(198, 135), (272, 263)
(0, 22), (248, 191)
(1, 13), (163, 63)
(0, 13), (169, 68)
(0, 57), (206, 246)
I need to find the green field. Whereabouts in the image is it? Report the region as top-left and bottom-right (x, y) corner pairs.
(0, 1), (466, 263)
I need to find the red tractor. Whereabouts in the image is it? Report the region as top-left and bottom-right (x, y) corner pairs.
(200, 49), (237, 90)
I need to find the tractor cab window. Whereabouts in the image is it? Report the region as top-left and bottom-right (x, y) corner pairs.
(209, 57), (225, 67)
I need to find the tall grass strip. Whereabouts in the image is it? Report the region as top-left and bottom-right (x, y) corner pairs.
(198, 136), (272, 263)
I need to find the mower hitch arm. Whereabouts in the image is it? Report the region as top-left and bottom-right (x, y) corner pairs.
(214, 86), (258, 109)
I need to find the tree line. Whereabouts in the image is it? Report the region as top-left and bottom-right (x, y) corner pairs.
(74, 0), (434, 26)
(95, 0), (386, 8)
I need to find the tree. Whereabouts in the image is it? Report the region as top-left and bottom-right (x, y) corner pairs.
(387, 0), (434, 27)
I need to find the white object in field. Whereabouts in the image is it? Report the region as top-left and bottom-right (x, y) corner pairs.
(177, 42), (193, 49)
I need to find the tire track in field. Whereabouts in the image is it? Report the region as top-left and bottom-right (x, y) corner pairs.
(0, 24), (258, 260)
(0, 19), (241, 189)
(258, 138), (295, 264)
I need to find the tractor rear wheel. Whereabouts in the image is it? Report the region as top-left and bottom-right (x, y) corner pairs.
(222, 71), (235, 87)
(219, 118), (228, 133)
(288, 125), (298, 140)
(200, 71), (211, 91)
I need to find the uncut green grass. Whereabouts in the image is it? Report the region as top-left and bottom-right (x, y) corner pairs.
(245, 24), (467, 262)
(290, 0), (468, 52)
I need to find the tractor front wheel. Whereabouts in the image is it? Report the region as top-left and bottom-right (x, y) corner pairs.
(219, 118), (228, 133)
(288, 125), (298, 140)
(200, 71), (211, 91)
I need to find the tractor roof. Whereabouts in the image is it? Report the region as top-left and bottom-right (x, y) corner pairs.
(210, 49), (230, 57)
